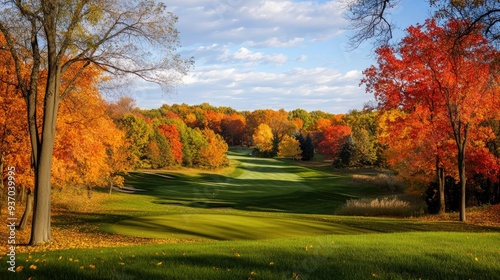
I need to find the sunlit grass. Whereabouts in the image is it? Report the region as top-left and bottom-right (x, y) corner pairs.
(5, 232), (500, 280)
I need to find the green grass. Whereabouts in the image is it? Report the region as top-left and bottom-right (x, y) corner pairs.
(5, 232), (500, 280)
(4, 148), (499, 279)
(109, 214), (370, 240)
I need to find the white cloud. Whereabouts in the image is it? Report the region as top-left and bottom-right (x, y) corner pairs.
(186, 44), (288, 66)
(232, 47), (287, 65)
(170, 65), (369, 113)
(167, 0), (348, 47)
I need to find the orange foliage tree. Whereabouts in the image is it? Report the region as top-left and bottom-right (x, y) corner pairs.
(158, 123), (183, 165)
(0, 48), (32, 213)
(363, 18), (500, 221)
(199, 129), (228, 169)
(316, 125), (352, 160)
(52, 65), (129, 192)
(221, 113), (247, 146)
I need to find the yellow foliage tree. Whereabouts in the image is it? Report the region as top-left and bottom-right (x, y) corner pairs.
(278, 135), (302, 160)
(252, 124), (273, 152)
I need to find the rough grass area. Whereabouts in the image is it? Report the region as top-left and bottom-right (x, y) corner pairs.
(336, 196), (425, 217)
(351, 173), (405, 192)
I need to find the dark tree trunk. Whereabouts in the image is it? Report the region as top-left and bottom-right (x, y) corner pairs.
(438, 169), (445, 214)
(87, 185), (92, 199)
(458, 146), (467, 222)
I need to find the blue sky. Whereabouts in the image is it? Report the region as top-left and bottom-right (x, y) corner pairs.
(133, 0), (432, 114)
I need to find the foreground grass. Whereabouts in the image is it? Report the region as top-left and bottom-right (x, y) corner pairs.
(5, 232), (500, 280)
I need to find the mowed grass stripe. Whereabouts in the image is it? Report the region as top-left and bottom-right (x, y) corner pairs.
(109, 214), (374, 240)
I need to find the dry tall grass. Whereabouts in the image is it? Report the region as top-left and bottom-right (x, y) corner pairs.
(351, 173), (404, 192)
(336, 196), (425, 217)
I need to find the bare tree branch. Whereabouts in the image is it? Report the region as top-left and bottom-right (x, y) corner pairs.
(343, 0), (400, 50)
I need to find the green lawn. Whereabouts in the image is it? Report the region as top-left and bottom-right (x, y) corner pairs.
(5, 232), (500, 280)
(4, 148), (500, 279)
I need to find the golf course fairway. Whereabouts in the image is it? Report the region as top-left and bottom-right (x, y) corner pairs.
(110, 214), (373, 240)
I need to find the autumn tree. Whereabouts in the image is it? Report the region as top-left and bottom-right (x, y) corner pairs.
(0, 0), (192, 244)
(252, 124), (274, 156)
(52, 65), (129, 192)
(221, 113), (246, 146)
(119, 114), (154, 168)
(289, 109), (312, 130)
(278, 135), (302, 160)
(181, 127), (208, 167)
(203, 110), (225, 134)
(363, 18), (500, 221)
(158, 123), (183, 165)
(106, 96), (138, 121)
(0, 46), (32, 214)
(199, 129), (228, 169)
(247, 109), (295, 141)
(316, 125), (352, 160)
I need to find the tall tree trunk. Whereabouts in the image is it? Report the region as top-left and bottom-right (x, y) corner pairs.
(30, 71), (60, 245)
(87, 185), (93, 199)
(458, 146), (467, 222)
(19, 189), (34, 230)
(20, 186), (26, 205)
(109, 177), (114, 195)
(436, 156), (445, 214)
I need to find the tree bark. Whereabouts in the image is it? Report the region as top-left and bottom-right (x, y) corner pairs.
(458, 146), (467, 222)
(19, 189), (34, 230)
(30, 65), (60, 244)
(436, 156), (445, 214)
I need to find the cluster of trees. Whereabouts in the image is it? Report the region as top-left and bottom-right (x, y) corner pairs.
(143, 105), (381, 167)
(110, 100), (229, 170)
(346, 0), (500, 221)
(0, 0), (192, 244)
